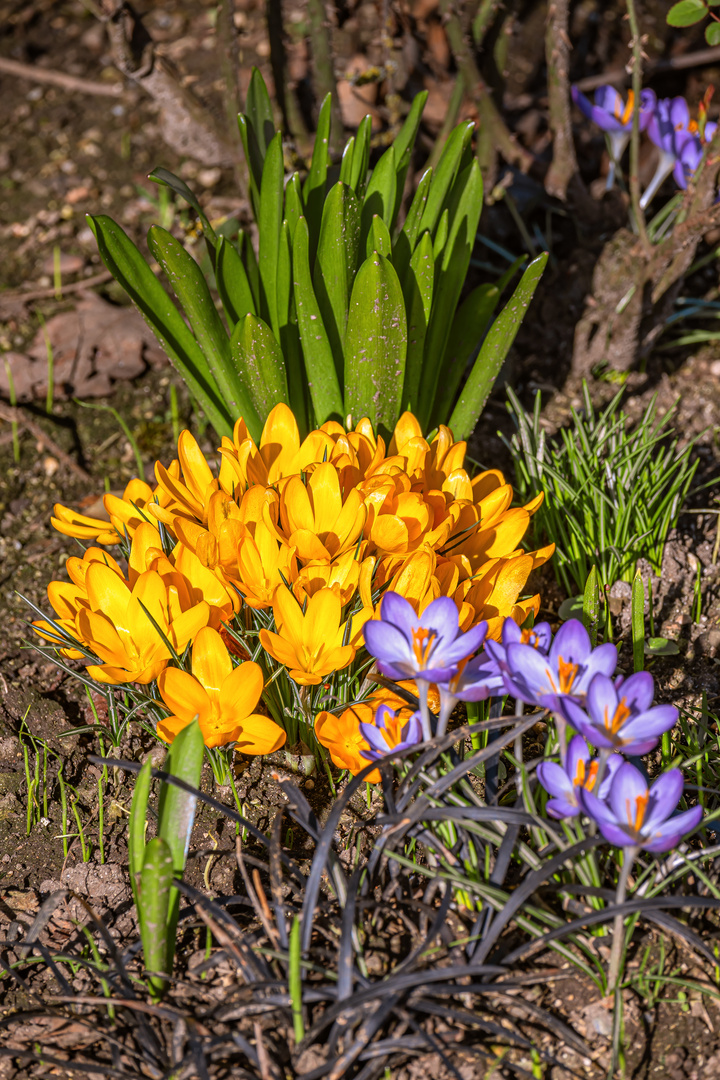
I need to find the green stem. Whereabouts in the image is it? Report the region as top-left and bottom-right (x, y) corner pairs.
(626, 0), (649, 250)
(607, 846), (637, 992)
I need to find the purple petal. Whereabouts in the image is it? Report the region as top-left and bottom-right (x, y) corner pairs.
(597, 753), (623, 799)
(608, 761), (648, 825)
(617, 705), (678, 744)
(561, 698), (597, 739)
(538, 761), (575, 801)
(597, 820), (638, 848)
(617, 736), (660, 756)
(639, 88), (657, 129)
(546, 797), (581, 819)
(485, 638), (507, 671)
(579, 787), (616, 825)
(550, 620), (590, 668)
(359, 721), (390, 754)
(565, 734), (591, 783)
(618, 670), (655, 713)
(420, 596), (462, 651)
(644, 768), (684, 829)
(363, 620), (411, 664)
(380, 591), (417, 638)
(642, 805), (703, 852)
(532, 623), (553, 652)
(579, 643), (618, 686)
(586, 673), (617, 729)
(401, 711), (424, 745)
(502, 618), (522, 647)
(439, 624), (486, 665)
(507, 643), (558, 697)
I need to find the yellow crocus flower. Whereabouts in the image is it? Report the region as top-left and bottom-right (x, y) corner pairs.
(259, 585), (356, 685)
(157, 626), (286, 751)
(78, 564), (210, 684)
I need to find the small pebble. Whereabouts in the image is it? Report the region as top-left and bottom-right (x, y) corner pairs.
(197, 167), (222, 188)
(305, 779), (314, 790)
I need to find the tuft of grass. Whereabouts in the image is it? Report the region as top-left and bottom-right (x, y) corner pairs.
(504, 381), (698, 595)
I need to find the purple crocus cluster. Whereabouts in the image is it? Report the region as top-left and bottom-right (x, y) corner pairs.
(572, 84), (717, 207)
(361, 594), (703, 853)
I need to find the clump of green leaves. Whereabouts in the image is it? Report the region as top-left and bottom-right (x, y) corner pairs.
(128, 719), (204, 1000)
(667, 0), (720, 47)
(504, 382), (698, 595)
(88, 69), (545, 442)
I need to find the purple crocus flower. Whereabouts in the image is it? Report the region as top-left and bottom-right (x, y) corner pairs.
(537, 735), (622, 819)
(360, 703), (424, 761)
(561, 671), (677, 756)
(485, 618), (553, 675)
(435, 650), (505, 736)
(503, 619), (617, 713)
(572, 85), (656, 187)
(364, 593), (487, 683)
(640, 96), (707, 208)
(580, 761), (703, 852)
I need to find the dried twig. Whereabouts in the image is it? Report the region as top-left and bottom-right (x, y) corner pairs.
(574, 44), (720, 92)
(0, 402), (91, 481)
(0, 56), (122, 97)
(0, 271), (113, 308)
(544, 0), (578, 200)
(626, 0), (650, 251)
(306, 0), (344, 154)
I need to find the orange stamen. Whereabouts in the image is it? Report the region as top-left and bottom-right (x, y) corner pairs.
(412, 626), (437, 667)
(618, 90), (635, 125)
(449, 655), (470, 694)
(521, 628), (541, 649)
(573, 759), (587, 787)
(603, 696), (631, 735)
(557, 656), (579, 694)
(626, 791), (649, 830)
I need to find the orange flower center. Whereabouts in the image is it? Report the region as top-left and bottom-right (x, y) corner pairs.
(573, 758), (599, 792)
(412, 626), (437, 667)
(603, 697), (631, 735)
(521, 628), (542, 649)
(626, 791), (649, 831)
(557, 656), (579, 694)
(615, 90), (635, 125)
(448, 655), (470, 694)
(380, 712), (407, 750)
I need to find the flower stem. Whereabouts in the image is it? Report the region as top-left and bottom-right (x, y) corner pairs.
(626, 0), (650, 248)
(554, 710), (567, 768)
(607, 846), (637, 993)
(417, 679), (433, 742)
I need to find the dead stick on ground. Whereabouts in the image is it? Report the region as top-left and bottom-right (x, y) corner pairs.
(0, 56), (123, 97)
(575, 44), (720, 92)
(0, 271), (113, 306)
(544, 0), (578, 200)
(0, 403), (91, 482)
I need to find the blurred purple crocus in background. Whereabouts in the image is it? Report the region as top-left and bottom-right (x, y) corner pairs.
(363, 592), (487, 739)
(572, 84), (656, 188)
(537, 734), (622, 818)
(640, 96), (716, 208)
(360, 704), (424, 761)
(561, 671), (678, 756)
(485, 617), (553, 674)
(580, 761), (702, 852)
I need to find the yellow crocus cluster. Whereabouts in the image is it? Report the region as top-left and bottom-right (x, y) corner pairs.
(39, 405), (552, 747)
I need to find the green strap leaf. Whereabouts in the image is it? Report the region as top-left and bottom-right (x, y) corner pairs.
(632, 572), (646, 672)
(351, 115), (373, 199)
(313, 182), (361, 378)
(418, 160), (484, 427)
(393, 167), (432, 284)
(238, 113), (263, 221)
(401, 230), (434, 414)
(418, 122), (474, 238)
(259, 131), (284, 337)
(449, 251), (548, 440)
(303, 94), (332, 256)
(339, 135), (355, 185)
(87, 214), (231, 438)
(582, 565), (601, 648)
(242, 232), (263, 313)
(432, 283), (499, 422)
(148, 167), (218, 263)
(246, 67), (276, 157)
(147, 225), (261, 439)
(293, 216), (344, 423)
(138, 836), (174, 999)
(128, 756), (152, 910)
(230, 313), (289, 423)
(284, 172), (305, 244)
(432, 207), (449, 261)
(278, 222), (309, 436)
(344, 251), (407, 433)
(391, 91), (428, 227)
(216, 235), (256, 327)
(360, 144), (396, 253)
(367, 214), (393, 259)
(156, 717), (204, 981)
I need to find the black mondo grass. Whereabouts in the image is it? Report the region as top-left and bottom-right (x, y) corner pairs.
(0, 728), (718, 1080)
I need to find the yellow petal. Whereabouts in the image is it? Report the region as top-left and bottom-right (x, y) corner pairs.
(219, 660), (264, 719)
(170, 601), (211, 652)
(272, 585), (305, 650)
(157, 713), (192, 744)
(158, 667), (212, 722)
(305, 588), (342, 655)
(234, 713), (286, 754)
(85, 563), (132, 632)
(178, 430), (214, 502)
(191, 626), (232, 696)
(258, 628), (300, 669)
